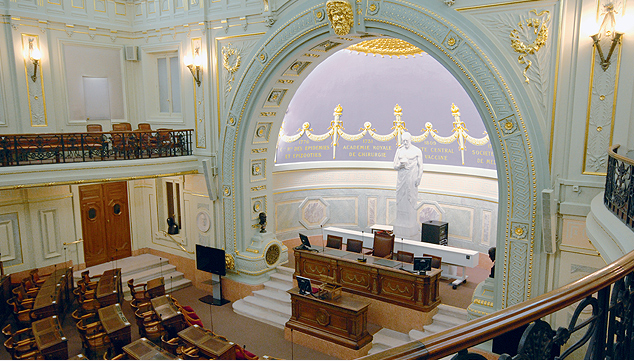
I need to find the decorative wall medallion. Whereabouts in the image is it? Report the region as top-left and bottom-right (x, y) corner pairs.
(264, 89), (287, 107)
(257, 50), (268, 63)
(284, 61), (311, 76)
(367, 1), (379, 15)
(311, 40), (341, 52)
(511, 223), (528, 239)
(251, 196), (266, 219)
(265, 244), (280, 265)
(499, 114), (518, 135)
(225, 253), (235, 270)
(314, 8), (325, 22)
(227, 114), (236, 125)
(196, 211), (211, 232)
(326, 0), (354, 36)
(299, 197), (330, 228)
(223, 186), (231, 197)
(253, 122), (272, 143)
(250, 159), (266, 182)
(510, 10), (550, 83)
(222, 43), (241, 99)
(443, 31), (461, 51)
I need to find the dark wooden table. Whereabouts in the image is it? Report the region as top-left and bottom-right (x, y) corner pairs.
(178, 325), (237, 359)
(32, 267), (73, 320)
(98, 303), (131, 353)
(294, 248), (441, 311)
(122, 337), (177, 360)
(151, 295), (186, 338)
(32, 315), (68, 359)
(96, 268), (122, 307)
(286, 288), (372, 350)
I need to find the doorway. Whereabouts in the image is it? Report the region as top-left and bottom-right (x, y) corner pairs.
(79, 181), (132, 267)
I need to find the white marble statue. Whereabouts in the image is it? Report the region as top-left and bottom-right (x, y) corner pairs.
(393, 132), (423, 239)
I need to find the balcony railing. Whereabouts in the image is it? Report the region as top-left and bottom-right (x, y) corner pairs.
(0, 129), (193, 166)
(605, 144), (634, 230)
(364, 246), (634, 359)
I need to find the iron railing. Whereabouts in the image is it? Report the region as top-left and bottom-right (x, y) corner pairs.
(0, 129), (193, 166)
(363, 246), (634, 359)
(605, 144), (634, 230)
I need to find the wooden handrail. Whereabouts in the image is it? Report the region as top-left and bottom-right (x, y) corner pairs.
(608, 144), (633, 165)
(363, 249), (634, 359)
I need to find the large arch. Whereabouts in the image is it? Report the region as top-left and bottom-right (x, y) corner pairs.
(219, 0), (549, 309)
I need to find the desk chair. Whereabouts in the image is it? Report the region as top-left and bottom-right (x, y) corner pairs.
(86, 124), (103, 132)
(371, 232), (395, 258)
(423, 254), (442, 269)
(395, 250), (415, 263)
(346, 239), (363, 253)
(127, 279), (149, 309)
(326, 235), (343, 249)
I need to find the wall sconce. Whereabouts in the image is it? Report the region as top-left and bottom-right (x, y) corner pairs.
(184, 49), (202, 87)
(24, 39), (41, 82)
(591, 3), (623, 71)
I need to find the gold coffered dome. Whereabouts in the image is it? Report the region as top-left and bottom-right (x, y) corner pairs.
(347, 38), (423, 57)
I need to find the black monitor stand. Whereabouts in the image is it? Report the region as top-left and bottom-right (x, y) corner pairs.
(199, 274), (229, 306)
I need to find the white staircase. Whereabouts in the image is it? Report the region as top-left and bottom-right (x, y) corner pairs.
(73, 253), (192, 300)
(368, 304), (469, 356)
(232, 265), (294, 329)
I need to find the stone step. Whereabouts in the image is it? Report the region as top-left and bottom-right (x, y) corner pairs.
(421, 323), (448, 335)
(269, 272), (293, 286)
(275, 266), (295, 277)
(431, 313), (468, 329)
(241, 295), (291, 318)
(371, 328), (410, 348)
(252, 289), (291, 304)
(437, 304), (469, 320)
(408, 329), (432, 341)
(121, 265), (178, 286)
(263, 280), (293, 293)
(367, 343), (390, 355)
(232, 299), (289, 329)
(122, 271), (189, 301)
(73, 254), (170, 282)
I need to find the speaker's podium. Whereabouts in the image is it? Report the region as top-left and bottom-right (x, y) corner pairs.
(421, 220), (448, 245)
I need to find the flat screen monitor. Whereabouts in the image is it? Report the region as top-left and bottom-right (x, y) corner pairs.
(413, 257), (432, 273)
(296, 276), (313, 295)
(296, 233), (312, 251)
(196, 244), (226, 276)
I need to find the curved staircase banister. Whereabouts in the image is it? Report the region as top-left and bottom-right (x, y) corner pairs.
(363, 248), (634, 360)
(608, 144), (633, 164)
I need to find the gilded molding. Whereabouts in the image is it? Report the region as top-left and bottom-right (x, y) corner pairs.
(326, 0), (354, 35)
(509, 10), (550, 84)
(347, 38), (423, 56)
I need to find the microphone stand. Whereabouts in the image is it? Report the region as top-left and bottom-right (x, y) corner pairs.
(358, 230), (366, 262)
(321, 225), (324, 253)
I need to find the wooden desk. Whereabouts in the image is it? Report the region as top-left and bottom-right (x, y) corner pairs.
(32, 267), (73, 320)
(122, 338), (177, 360)
(98, 303), (131, 353)
(294, 248), (441, 312)
(178, 325), (237, 359)
(151, 295), (186, 337)
(286, 288), (372, 350)
(96, 268), (122, 307)
(32, 316), (68, 360)
(146, 277), (165, 299)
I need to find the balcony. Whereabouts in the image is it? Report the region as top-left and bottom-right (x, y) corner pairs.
(0, 129), (199, 189)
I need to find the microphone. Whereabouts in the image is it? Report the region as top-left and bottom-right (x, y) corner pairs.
(358, 230), (366, 263)
(321, 225), (324, 253)
(399, 237), (404, 270)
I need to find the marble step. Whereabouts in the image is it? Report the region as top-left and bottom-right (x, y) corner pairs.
(73, 254), (170, 283)
(252, 288), (291, 304)
(269, 272), (294, 286)
(372, 328), (410, 348)
(121, 265), (178, 285)
(430, 313), (468, 329)
(232, 299), (290, 329)
(263, 280), (293, 293)
(275, 266), (295, 277)
(368, 343), (391, 355)
(241, 295), (291, 318)
(409, 329), (432, 341)
(436, 304), (469, 320)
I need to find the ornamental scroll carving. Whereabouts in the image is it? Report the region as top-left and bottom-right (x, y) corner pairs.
(277, 103), (489, 163)
(326, 0), (354, 36)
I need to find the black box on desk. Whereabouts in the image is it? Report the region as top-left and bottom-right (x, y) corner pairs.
(421, 220), (448, 245)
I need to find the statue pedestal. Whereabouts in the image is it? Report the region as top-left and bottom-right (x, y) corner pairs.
(467, 277), (496, 321)
(226, 231), (288, 285)
(247, 231), (275, 253)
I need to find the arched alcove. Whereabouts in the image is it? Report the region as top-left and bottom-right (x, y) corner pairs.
(219, 1), (549, 310)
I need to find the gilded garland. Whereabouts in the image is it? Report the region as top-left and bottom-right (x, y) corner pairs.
(222, 45), (241, 74)
(510, 10), (550, 83)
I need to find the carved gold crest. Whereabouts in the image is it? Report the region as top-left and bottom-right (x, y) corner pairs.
(326, 0), (354, 36)
(510, 10), (550, 83)
(225, 253), (235, 270)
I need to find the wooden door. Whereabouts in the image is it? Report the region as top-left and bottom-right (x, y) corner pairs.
(80, 182), (132, 267)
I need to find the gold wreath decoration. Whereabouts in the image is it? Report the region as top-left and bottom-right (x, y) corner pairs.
(222, 46), (241, 74)
(509, 10), (550, 83)
(225, 253), (235, 270)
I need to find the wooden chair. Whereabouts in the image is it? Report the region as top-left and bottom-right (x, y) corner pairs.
(13, 284), (37, 300)
(346, 239), (363, 253)
(76, 313), (100, 351)
(81, 298), (101, 315)
(29, 269), (49, 288)
(6, 328), (38, 359)
(161, 335), (180, 356)
(86, 124), (103, 132)
(326, 235), (343, 250)
(7, 298), (35, 327)
(423, 254), (442, 269)
(154, 129), (174, 157)
(86, 331), (112, 359)
(395, 250), (415, 263)
(134, 302), (154, 338)
(1, 324), (11, 340)
(371, 232), (395, 258)
(137, 123), (152, 131)
(112, 123), (132, 131)
(127, 279), (149, 309)
(181, 346), (199, 360)
(78, 270), (100, 290)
